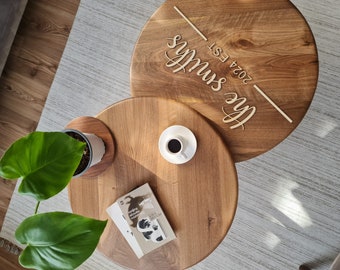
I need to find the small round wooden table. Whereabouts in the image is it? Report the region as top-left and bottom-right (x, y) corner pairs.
(68, 97), (238, 269)
(130, 0), (319, 162)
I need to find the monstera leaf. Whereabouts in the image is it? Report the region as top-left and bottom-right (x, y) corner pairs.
(15, 212), (107, 270)
(0, 132), (85, 201)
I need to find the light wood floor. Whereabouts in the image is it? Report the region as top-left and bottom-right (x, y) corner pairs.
(0, 0), (79, 268)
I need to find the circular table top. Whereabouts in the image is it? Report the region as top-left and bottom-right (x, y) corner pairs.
(68, 97), (238, 269)
(130, 0), (318, 162)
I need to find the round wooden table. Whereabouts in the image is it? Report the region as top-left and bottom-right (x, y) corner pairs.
(130, 0), (319, 162)
(68, 97), (238, 269)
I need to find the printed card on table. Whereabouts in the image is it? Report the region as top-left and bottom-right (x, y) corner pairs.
(106, 183), (176, 258)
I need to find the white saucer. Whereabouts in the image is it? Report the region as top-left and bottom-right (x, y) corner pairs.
(158, 125), (197, 164)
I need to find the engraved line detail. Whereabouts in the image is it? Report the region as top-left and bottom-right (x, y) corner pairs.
(253, 84), (293, 123)
(174, 6), (208, 41)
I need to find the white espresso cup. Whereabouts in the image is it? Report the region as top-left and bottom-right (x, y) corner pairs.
(159, 125), (197, 164)
(165, 136), (187, 159)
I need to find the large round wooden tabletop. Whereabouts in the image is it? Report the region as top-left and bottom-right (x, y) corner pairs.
(130, 0), (318, 162)
(68, 97), (238, 269)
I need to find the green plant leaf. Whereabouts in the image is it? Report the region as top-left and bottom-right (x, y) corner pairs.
(0, 132), (85, 201)
(15, 212), (107, 270)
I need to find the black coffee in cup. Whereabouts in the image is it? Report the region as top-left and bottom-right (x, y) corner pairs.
(167, 139), (182, 154)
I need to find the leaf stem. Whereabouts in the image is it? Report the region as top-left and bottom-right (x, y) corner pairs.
(34, 201), (40, 214)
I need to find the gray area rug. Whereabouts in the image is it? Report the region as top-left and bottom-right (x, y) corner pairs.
(1, 0), (339, 269)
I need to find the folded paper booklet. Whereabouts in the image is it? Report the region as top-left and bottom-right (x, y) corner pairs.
(106, 183), (176, 258)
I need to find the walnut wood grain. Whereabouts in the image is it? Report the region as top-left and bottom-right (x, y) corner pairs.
(68, 97), (238, 269)
(0, 0), (79, 230)
(0, 1), (79, 269)
(0, 241), (23, 270)
(130, 0), (318, 162)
